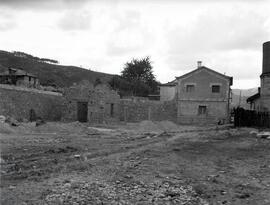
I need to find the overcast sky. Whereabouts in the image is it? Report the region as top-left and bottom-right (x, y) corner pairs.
(0, 0), (269, 89)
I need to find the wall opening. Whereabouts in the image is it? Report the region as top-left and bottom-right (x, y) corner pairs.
(77, 102), (88, 122)
(110, 103), (114, 117)
(29, 109), (36, 122)
(212, 85), (220, 93)
(198, 105), (207, 115)
(186, 84), (195, 92)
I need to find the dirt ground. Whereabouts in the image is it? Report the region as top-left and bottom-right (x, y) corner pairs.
(1, 121), (270, 205)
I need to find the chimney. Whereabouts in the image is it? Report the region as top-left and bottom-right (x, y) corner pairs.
(197, 61), (202, 68)
(262, 41), (270, 75)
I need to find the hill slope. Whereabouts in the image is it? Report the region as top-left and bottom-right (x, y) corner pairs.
(0, 50), (114, 87)
(231, 88), (259, 109)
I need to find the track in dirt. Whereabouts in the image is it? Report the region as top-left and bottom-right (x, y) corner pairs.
(1, 123), (270, 205)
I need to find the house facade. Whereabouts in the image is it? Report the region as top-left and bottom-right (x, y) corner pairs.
(176, 64), (233, 124)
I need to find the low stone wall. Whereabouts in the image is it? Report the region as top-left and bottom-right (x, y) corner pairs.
(119, 99), (177, 122)
(0, 85), (65, 121)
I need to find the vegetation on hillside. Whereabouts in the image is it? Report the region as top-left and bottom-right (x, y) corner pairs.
(13, 51), (59, 64)
(0, 50), (113, 88)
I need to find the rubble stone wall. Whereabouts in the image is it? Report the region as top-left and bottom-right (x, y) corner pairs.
(119, 99), (177, 122)
(177, 100), (229, 124)
(0, 86), (65, 121)
(62, 84), (120, 123)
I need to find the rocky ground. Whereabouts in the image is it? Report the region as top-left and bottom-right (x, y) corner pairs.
(0, 121), (270, 205)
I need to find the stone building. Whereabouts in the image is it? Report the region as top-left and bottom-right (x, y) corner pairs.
(247, 41), (270, 111)
(159, 80), (177, 102)
(0, 68), (39, 88)
(63, 83), (120, 123)
(175, 62), (233, 124)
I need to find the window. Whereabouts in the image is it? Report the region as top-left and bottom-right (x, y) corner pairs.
(212, 85), (220, 93)
(186, 84), (195, 92)
(198, 105), (207, 115)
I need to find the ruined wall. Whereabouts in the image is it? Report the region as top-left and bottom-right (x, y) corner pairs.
(63, 84), (120, 123)
(0, 85), (64, 121)
(119, 98), (177, 122)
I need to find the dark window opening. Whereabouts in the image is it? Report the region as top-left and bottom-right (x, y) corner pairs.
(186, 84), (195, 92)
(198, 105), (207, 115)
(212, 85), (220, 93)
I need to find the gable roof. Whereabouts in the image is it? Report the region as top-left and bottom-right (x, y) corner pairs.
(176, 66), (233, 85)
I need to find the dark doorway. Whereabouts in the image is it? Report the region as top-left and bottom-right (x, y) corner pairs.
(110, 103), (114, 117)
(77, 102), (88, 122)
(29, 109), (36, 122)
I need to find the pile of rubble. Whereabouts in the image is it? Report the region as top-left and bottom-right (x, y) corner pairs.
(44, 179), (209, 205)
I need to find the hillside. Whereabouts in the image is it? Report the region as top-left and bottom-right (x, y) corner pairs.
(231, 88), (258, 109)
(232, 88), (258, 97)
(0, 50), (114, 88)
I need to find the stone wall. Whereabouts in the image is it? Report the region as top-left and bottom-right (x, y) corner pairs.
(177, 101), (228, 124)
(119, 98), (177, 122)
(0, 85), (64, 121)
(62, 84), (120, 123)
(260, 75), (270, 111)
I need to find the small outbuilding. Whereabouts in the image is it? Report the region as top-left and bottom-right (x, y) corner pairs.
(0, 67), (39, 88)
(63, 83), (120, 123)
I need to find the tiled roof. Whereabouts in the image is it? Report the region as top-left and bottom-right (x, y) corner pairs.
(0, 68), (37, 78)
(160, 79), (177, 87)
(176, 66), (233, 85)
(247, 92), (260, 103)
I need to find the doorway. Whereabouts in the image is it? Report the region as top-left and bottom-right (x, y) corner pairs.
(110, 103), (114, 117)
(77, 102), (88, 122)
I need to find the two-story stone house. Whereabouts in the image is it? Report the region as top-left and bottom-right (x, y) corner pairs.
(175, 62), (233, 124)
